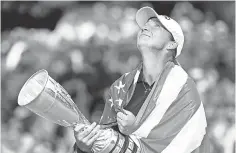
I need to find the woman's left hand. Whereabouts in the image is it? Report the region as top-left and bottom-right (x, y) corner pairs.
(117, 109), (136, 135)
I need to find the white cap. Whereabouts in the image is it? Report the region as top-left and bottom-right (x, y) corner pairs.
(136, 6), (184, 57)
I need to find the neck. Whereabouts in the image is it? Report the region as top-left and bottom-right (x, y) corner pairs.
(141, 49), (169, 86)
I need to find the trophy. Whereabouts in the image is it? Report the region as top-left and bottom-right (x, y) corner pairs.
(18, 69), (138, 153)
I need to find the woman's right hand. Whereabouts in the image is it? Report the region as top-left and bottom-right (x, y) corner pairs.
(74, 122), (101, 153)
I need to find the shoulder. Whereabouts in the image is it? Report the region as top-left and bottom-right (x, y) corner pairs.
(167, 64), (202, 111)
(164, 76), (201, 123)
(176, 76), (201, 110)
(111, 66), (139, 87)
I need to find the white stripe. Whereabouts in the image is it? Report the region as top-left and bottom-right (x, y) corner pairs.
(130, 135), (141, 148)
(162, 102), (207, 153)
(133, 70), (140, 85)
(132, 65), (188, 138)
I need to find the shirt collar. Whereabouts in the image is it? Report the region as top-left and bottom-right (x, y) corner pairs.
(137, 63), (145, 83)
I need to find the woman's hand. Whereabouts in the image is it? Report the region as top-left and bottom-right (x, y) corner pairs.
(74, 122), (101, 152)
(117, 109), (136, 135)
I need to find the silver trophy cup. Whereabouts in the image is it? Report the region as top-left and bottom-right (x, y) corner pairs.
(18, 69), (120, 153)
(18, 69), (90, 127)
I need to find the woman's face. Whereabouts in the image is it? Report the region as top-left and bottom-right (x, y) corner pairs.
(137, 17), (172, 51)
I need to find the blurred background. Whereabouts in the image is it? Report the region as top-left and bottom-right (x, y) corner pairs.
(1, 1), (235, 153)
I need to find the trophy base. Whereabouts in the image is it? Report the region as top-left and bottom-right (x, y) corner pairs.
(92, 129), (139, 153)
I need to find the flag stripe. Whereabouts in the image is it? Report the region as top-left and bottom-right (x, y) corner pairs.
(162, 102), (207, 153)
(132, 65), (188, 138)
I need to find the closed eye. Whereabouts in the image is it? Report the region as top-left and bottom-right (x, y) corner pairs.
(154, 24), (161, 28)
(148, 20), (162, 28)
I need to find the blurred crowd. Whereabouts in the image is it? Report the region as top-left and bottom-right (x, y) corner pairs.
(1, 2), (235, 153)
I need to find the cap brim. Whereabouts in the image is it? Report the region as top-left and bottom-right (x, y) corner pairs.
(136, 7), (159, 28)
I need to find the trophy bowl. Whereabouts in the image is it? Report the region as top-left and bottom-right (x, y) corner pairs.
(18, 69), (90, 127)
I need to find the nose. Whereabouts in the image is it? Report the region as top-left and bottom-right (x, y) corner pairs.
(141, 26), (149, 32)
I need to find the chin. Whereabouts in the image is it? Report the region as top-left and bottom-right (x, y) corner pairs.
(137, 38), (147, 45)
(137, 40), (149, 49)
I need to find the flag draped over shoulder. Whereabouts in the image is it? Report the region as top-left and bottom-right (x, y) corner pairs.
(99, 61), (210, 153)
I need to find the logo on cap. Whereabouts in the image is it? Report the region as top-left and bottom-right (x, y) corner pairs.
(164, 16), (170, 20)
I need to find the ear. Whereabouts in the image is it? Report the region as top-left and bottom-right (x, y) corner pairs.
(166, 41), (178, 50)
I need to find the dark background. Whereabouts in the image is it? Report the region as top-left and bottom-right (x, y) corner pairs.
(1, 1), (235, 31)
